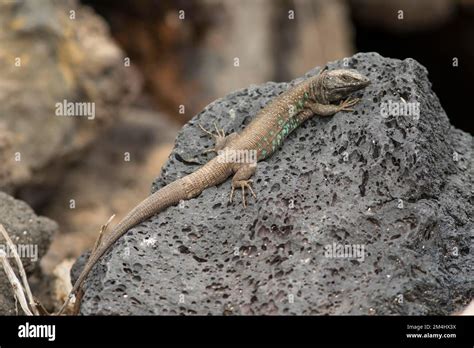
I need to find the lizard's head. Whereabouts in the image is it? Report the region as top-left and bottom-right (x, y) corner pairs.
(319, 69), (370, 103)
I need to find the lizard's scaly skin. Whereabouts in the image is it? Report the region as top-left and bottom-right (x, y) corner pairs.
(68, 69), (370, 300)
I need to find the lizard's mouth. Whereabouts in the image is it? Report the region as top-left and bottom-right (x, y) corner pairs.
(325, 82), (370, 103)
(336, 79), (371, 91)
(334, 78), (370, 94)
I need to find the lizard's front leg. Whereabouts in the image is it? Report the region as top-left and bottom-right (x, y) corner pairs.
(229, 162), (257, 208)
(308, 98), (361, 116)
(199, 123), (238, 154)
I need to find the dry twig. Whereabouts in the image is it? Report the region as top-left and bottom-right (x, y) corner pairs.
(0, 249), (32, 315)
(0, 224), (39, 314)
(0, 224), (39, 315)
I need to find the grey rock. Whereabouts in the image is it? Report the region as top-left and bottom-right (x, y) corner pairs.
(71, 250), (90, 286)
(78, 52), (473, 315)
(0, 192), (57, 315)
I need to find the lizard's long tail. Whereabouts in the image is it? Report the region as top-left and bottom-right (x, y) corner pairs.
(68, 178), (186, 297)
(66, 157), (232, 305)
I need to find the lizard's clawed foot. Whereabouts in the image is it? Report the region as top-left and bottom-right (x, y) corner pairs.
(199, 123), (227, 154)
(338, 97), (360, 112)
(199, 123), (226, 140)
(229, 179), (256, 208)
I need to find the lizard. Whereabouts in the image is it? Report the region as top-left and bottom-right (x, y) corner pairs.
(60, 68), (370, 313)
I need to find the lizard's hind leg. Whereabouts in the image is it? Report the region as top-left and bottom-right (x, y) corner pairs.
(199, 123), (238, 154)
(229, 162), (257, 208)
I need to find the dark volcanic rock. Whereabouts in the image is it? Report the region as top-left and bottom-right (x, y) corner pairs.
(0, 192), (57, 315)
(78, 53), (473, 315)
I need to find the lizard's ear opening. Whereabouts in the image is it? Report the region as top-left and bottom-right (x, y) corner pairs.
(318, 65), (329, 75)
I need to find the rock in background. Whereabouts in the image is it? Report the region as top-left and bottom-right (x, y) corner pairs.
(76, 53), (473, 315)
(0, 0), (139, 206)
(0, 126), (25, 192)
(0, 192), (57, 315)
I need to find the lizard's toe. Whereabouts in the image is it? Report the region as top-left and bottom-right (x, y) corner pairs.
(229, 179), (256, 208)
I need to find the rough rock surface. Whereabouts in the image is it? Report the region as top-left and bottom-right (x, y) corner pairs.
(0, 192), (57, 315)
(0, 0), (139, 200)
(77, 53), (473, 315)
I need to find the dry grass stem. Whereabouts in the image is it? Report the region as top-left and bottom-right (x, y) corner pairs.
(0, 224), (39, 315)
(0, 249), (33, 315)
